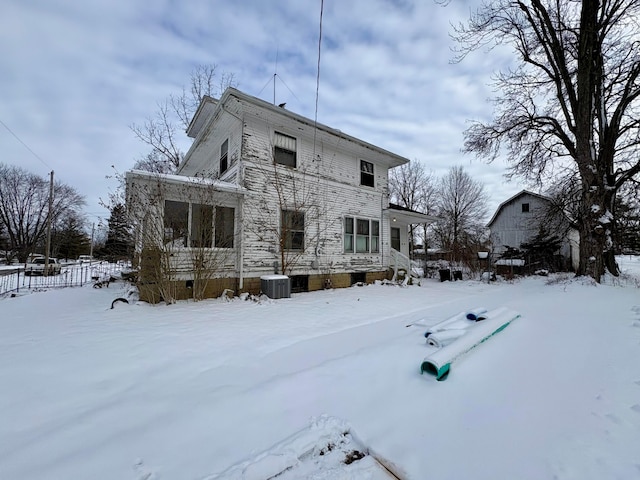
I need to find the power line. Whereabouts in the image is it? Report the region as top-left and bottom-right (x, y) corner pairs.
(0, 118), (53, 170)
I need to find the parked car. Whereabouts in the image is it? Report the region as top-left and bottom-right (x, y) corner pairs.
(25, 257), (62, 276)
(77, 255), (93, 263)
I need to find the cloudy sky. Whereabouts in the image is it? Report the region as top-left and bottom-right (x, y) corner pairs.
(1, 0), (524, 233)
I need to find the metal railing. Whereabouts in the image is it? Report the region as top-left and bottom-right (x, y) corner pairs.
(0, 262), (127, 296)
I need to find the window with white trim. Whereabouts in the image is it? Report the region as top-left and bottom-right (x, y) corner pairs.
(344, 217), (354, 253)
(344, 216), (379, 253)
(219, 139), (229, 175)
(164, 200), (189, 247)
(215, 206), (235, 248)
(274, 131), (297, 167)
(163, 200), (235, 249)
(360, 160), (374, 187)
(191, 203), (213, 248)
(281, 210), (305, 251)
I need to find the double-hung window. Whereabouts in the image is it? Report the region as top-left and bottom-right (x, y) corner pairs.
(344, 217), (354, 253)
(274, 131), (297, 168)
(219, 139), (229, 175)
(360, 160), (374, 187)
(344, 216), (379, 254)
(356, 219), (370, 253)
(281, 210), (304, 251)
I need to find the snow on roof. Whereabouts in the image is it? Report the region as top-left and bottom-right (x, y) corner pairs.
(126, 169), (246, 194)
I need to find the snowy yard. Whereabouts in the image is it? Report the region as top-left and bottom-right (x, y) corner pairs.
(1, 257), (640, 479)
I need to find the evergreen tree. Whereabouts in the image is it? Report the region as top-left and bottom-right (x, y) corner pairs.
(103, 203), (133, 261)
(615, 195), (640, 254)
(521, 228), (564, 272)
(53, 213), (90, 261)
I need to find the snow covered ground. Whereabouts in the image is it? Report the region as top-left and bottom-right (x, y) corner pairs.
(1, 257), (639, 479)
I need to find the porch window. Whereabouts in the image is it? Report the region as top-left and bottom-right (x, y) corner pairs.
(164, 200), (189, 247)
(360, 160), (374, 187)
(219, 139), (229, 175)
(274, 131), (297, 168)
(191, 204), (213, 248)
(282, 210), (304, 251)
(356, 219), (370, 253)
(215, 206), (235, 248)
(344, 217), (354, 253)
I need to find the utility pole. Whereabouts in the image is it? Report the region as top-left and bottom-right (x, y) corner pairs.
(44, 170), (54, 276)
(90, 223), (95, 258)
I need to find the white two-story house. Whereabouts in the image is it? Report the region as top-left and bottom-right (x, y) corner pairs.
(126, 88), (436, 302)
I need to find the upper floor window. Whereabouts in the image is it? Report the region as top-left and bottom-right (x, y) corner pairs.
(219, 139), (229, 175)
(274, 131), (297, 168)
(281, 209), (304, 251)
(521, 203), (530, 213)
(360, 160), (374, 187)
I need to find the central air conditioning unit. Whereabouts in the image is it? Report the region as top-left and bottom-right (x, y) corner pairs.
(260, 275), (291, 299)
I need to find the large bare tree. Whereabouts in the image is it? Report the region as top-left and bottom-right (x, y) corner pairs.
(454, 0), (640, 281)
(432, 166), (488, 262)
(130, 64), (237, 174)
(0, 164), (85, 262)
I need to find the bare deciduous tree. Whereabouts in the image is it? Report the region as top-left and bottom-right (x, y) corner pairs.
(388, 161), (437, 251)
(432, 166), (488, 262)
(0, 163), (85, 262)
(453, 0), (640, 281)
(246, 156), (327, 277)
(131, 64), (237, 174)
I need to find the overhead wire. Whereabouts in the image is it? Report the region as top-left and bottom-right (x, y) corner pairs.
(0, 118), (53, 171)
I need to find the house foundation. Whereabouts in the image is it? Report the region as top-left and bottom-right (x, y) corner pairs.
(136, 270), (392, 304)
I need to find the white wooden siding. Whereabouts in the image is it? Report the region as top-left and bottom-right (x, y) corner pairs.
(171, 92), (411, 279)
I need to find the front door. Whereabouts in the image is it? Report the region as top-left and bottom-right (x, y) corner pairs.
(391, 227), (401, 251)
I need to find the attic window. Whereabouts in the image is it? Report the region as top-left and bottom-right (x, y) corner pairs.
(274, 131), (297, 168)
(219, 139), (229, 175)
(522, 203), (530, 213)
(360, 160), (374, 187)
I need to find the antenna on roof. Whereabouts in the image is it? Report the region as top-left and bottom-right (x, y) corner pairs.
(257, 43), (301, 106)
(273, 46), (279, 105)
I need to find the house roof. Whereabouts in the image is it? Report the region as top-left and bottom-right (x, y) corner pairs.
(179, 87), (411, 173)
(386, 203), (439, 224)
(486, 190), (551, 227)
(186, 95), (218, 139)
(126, 170), (246, 195)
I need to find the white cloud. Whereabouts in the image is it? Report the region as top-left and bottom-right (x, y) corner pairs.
(0, 0), (525, 226)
